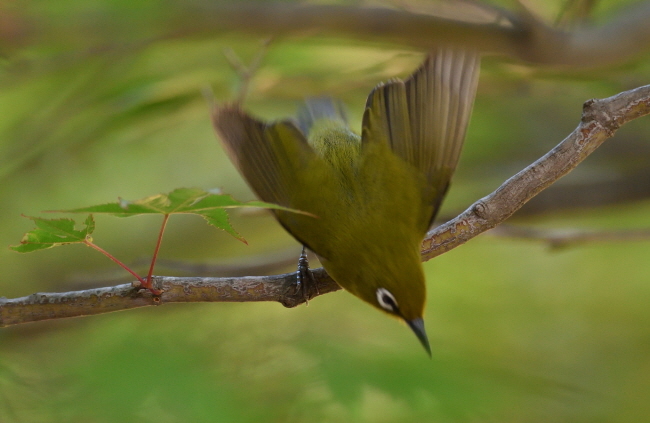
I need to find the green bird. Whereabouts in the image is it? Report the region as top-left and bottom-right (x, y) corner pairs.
(212, 48), (480, 355)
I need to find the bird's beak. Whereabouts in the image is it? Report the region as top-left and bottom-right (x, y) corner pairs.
(407, 318), (431, 357)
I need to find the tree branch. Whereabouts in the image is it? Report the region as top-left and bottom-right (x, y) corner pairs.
(2, 84), (649, 328)
(181, 2), (650, 68)
(4, 2), (650, 69)
(421, 84), (650, 260)
(0, 268), (341, 328)
(170, 1), (650, 68)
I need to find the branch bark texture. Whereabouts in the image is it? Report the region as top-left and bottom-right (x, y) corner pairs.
(0, 269), (340, 327)
(2, 85), (649, 328)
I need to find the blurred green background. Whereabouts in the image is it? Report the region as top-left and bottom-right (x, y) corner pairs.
(2, 0), (650, 421)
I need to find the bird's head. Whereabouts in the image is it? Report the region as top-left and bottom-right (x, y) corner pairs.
(328, 252), (431, 356)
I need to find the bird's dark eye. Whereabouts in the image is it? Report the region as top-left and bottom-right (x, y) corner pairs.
(376, 288), (398, 312)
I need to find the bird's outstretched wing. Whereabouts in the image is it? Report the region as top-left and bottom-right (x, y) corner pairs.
(212, 105), (342, 257)
(362, 48), (480, 227)
(212, 106), (316, 209)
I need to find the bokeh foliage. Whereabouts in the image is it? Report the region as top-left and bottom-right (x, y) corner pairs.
(1, 0), (650, 421)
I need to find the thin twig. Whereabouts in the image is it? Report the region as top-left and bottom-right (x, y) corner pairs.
(143, 214), (169, 295)
(223, 38), (272, 105)
(84, 239), (146, 285)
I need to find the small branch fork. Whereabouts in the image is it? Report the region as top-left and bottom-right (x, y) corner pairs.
(2, 85), (650, 328)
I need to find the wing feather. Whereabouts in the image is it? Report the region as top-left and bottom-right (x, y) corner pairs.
(212, 105), (315, 208)
(362, 48), (480, 224)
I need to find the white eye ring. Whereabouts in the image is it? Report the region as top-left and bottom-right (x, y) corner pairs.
(376, 288), (398, 312)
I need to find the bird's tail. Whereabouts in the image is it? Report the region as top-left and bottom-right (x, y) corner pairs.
(296, 97), (348, 135)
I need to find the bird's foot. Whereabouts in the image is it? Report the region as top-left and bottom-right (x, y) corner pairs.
(295, 246), (319, 304)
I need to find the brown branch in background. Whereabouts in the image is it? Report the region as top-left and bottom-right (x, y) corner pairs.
(3, 2), (650, 69)
(177, 1), (650, 68)
(487, 224), (650, 249)
(150, 248), (303, 277)
(1, 85), (649, 328)
(513, 167), (650, 217)
(70, 247), (304, 286)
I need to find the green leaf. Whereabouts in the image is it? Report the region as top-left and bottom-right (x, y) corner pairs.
(51, 187), (311, 243)
(11, 215), (95, 253)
